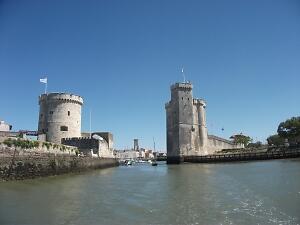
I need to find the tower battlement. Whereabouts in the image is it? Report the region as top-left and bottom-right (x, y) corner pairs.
(193, 98), (206, 107)
(38, 92), (83, 144)
(171, 82), (193, 91)
(39, 93), (83, 105)
(166, 81), (242, 163)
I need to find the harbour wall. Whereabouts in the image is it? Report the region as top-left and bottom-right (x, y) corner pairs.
(184, 148), (300, 163)
(0, 146), (118, 181)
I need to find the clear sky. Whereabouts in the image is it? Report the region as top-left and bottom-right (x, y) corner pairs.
(0, 0), (299, 151)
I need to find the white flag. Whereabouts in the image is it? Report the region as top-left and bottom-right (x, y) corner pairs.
(40, 78), (47, 83)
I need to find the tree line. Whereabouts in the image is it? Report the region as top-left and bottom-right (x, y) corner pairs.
(267, 116), (300, 147)
(229, 116), (300, 148)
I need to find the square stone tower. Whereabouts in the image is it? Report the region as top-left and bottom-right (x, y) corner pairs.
(166, 82), (242, 164)
(166, 82), (208, 163)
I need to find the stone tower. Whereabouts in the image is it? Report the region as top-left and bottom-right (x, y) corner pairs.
(193, 98), (208, 149)
(165, 82), (209, 163)
(166, 83), (194, 163)
(38, 93), (83, 144)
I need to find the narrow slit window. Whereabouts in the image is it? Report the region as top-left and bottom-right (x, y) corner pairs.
(68, 111), (70, 116)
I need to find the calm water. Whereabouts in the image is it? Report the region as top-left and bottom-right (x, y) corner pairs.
(1, 159), (300, 225)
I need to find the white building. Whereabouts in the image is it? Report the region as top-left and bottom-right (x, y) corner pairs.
(0, 120), (12, 132)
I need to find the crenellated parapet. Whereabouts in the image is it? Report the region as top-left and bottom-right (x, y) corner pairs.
(171, 82), (193, 91)
(63, 137), (95, 141)
(39, 93), (83, 105)
(193, 98), (206, 107)
(165, 101), (171, 109)
(166, 81), (243, 163)
(38, 92), (83, 144)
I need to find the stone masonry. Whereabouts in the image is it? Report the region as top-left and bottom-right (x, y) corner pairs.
(165, 82), (242, 163)
(62, 132), (114, 158)
(38, 93), (83, 144)
(0, 145), (118, 181)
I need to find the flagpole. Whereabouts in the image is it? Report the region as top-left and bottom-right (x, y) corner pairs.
(45, 78), (47, 94)
(40, 77), (48, 94)
(181, 67), (186, 83)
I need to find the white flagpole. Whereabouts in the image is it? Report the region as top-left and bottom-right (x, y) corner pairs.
(181, 67), (186, 83)
(45, 77), (47, 94)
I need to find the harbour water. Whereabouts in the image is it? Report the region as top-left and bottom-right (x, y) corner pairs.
(0, 159), (300, 225)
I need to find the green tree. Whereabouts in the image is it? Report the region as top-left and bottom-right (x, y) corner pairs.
(277, 117), (300, 139)
(267, 134), (285, 146)
(230, 133), (252, 146)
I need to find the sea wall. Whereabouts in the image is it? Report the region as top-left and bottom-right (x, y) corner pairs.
(0, 145), (118, 181)
(184, 148), (300, 163)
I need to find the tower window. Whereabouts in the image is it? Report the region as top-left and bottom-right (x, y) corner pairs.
(60, 126), (68, 131)
(40, 114), (43, 118)
(49, 111), (53, 115)
(68, 111), (70, 116)
(182, 97), (183, 100)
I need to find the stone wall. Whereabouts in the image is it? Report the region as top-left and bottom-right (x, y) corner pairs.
(0, 146), (118, 181)
(166, 82), (244, 163)
(62, 136), (114, 158)
(62, 137), (99, 155)
(205, 135), (243, 155)
(38, 93), (83, 144)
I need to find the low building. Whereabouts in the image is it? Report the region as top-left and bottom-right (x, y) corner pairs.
(62, 132), (114, 158)
(0, 120), (12, 132)
(115, 149), (139, 160)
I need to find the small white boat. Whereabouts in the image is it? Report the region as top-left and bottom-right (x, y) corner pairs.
(150, 160), (158, 166)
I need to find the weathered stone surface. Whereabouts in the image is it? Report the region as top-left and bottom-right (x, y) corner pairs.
(38, 93), (83, 144)
(0, 147), (118, 181)
(166, 82), (242, 163)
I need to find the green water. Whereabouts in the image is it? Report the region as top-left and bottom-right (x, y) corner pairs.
(1, 159), (300, 225)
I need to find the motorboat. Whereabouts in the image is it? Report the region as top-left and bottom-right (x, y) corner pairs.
(150, 160), (158, 166)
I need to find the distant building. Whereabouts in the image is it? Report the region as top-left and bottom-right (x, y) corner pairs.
(133, 139), (139, 151)
(0, 120), (12, 132)
(115, 149), (139, 160)
(115, 147), (158, 160)
(165, 82), (243, 163)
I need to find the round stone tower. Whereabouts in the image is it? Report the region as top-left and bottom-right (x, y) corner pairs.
(38, 93), (83, 144)
(197, 99), (208, 147)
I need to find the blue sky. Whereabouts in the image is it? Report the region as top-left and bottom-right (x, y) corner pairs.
(0, 0), (299, 151)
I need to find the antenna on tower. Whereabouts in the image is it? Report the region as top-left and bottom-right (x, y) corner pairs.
(181, 67), (186, 83)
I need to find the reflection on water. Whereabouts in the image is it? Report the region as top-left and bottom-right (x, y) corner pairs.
(0, 159), (300, 225)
